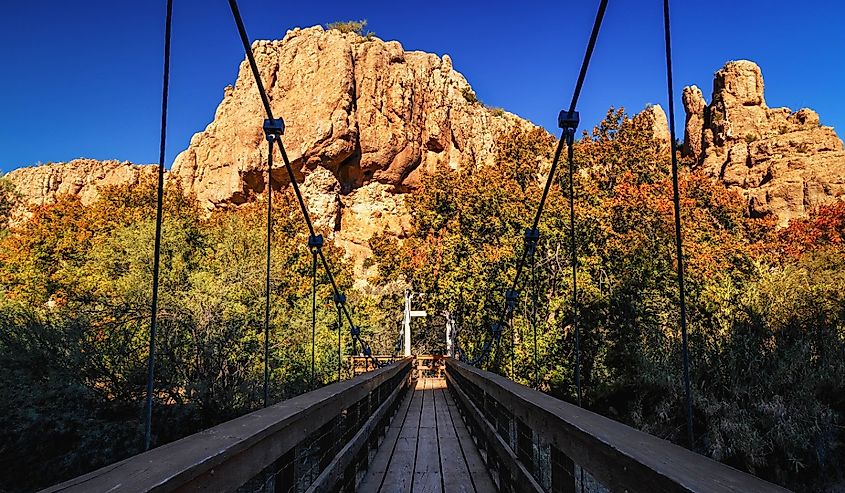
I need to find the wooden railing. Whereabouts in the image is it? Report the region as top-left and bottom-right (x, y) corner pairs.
(350, 354), (445, 379)
(445, 358), (791, 493)
(45, 357), (413, 493)
(349, 354), (404, 376)
(414, 354), (445, 378)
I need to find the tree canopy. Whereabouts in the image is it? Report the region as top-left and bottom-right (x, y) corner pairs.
(1, 109), (843, 491)
(370, 108), (845, 491)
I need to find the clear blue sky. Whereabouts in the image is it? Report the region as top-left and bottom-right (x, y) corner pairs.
(1, 0), (843, 173)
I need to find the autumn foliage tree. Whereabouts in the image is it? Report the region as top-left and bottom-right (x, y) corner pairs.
(0, 107), (842, 492)
(371, 108), (845, 492)
(0, 175), (359, 491)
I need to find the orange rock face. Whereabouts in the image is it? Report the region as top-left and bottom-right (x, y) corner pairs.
(170, 26), (535, 205)
(683, 60), (845, 225)
(6, 26), (538, 278)
(5, 159), (156, 219)
(168, 26), (538, 275)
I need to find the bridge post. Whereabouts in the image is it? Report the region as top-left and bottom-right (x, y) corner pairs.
(445, 311), (456, 357)
(402, 290), (427, 357)
(403, 290), (411, 357)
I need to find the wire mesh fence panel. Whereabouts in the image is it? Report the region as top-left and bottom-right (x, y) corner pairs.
(226, 360), (413, 493)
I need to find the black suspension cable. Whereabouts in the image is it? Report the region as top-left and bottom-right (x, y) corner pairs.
(227, 0), (315, 237)
(531, 250), (539, 389)
(227, 0), (272, 128)
(310, 245), (318, 389)
(510, 314), (515, 377)
(463, 0), (609, 368)
(315, 248), (381, 367)
(663, 0), (694, 449)
(144, 0), (172, 452)
(501, 0), (608, 328)
(227, 0), (385, 371)
(337, 307), (342, 381)
(566, 129), (583, 408)
(335, 293), (345, 382)
(263, 135), (274, 408)
(567, 0), (610, 117)
(532, 0), (609, 244)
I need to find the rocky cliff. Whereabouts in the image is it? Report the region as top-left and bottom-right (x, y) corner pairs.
(169, 26), (537, 268)
(5, 34), (844, 258)
(4, 27), (536, 273)
(683, 60), (845, 225)
(5, 158), (156, 211)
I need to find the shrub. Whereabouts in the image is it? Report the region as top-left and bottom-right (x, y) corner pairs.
(487, 106), (505, 117)
(461, 87), (478, 104)
(326, 19), (370, 37)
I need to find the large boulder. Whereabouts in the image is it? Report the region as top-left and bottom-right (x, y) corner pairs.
(682, 60), (845, 225)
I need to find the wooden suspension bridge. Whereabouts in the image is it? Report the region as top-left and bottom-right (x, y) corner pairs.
(45, 356), (789, 493)
(37, 1), (800, 491)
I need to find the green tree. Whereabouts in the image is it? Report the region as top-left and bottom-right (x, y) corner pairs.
(0, 174), (17, 234)
(0, 176), (366, 491)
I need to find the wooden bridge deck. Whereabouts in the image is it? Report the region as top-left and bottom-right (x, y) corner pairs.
(359, 378), (495, 493)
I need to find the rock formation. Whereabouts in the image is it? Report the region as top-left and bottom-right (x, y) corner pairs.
(170, 25), (537, 273)
(640, 104), (671, 150)
(5, 159), (156, 211)
(683, 60), (845, 225)
(4, 26), (537, 277)
(172, 26), (531, 204)
(5, 45), (843, 273)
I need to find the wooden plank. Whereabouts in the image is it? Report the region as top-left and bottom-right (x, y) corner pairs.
(434, 387), (474, 493)
(358, 387), (415, 493)
(419, 379), (437, 429)
(443, 385), (498, 492)
(413, 379), (442, 493)
(378, 379), (425, 492)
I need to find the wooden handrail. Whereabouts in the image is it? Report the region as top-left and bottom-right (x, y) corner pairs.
(45, 358), (413, 493)
(445, 358), (791, 493)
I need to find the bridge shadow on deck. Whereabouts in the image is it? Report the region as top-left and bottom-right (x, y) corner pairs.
(360, 378), (495, 493)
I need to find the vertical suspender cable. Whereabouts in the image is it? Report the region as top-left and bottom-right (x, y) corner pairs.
(264, 136), (274, 408)
(510, 314), (515, 377)
(566, 129), (582, 408)
(662, 0), (694, 449)
(144, 0), (172, 452)
(311, 250), (317, 388)
(531, 252), (539, 389)
(337, 301), (342, 382)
